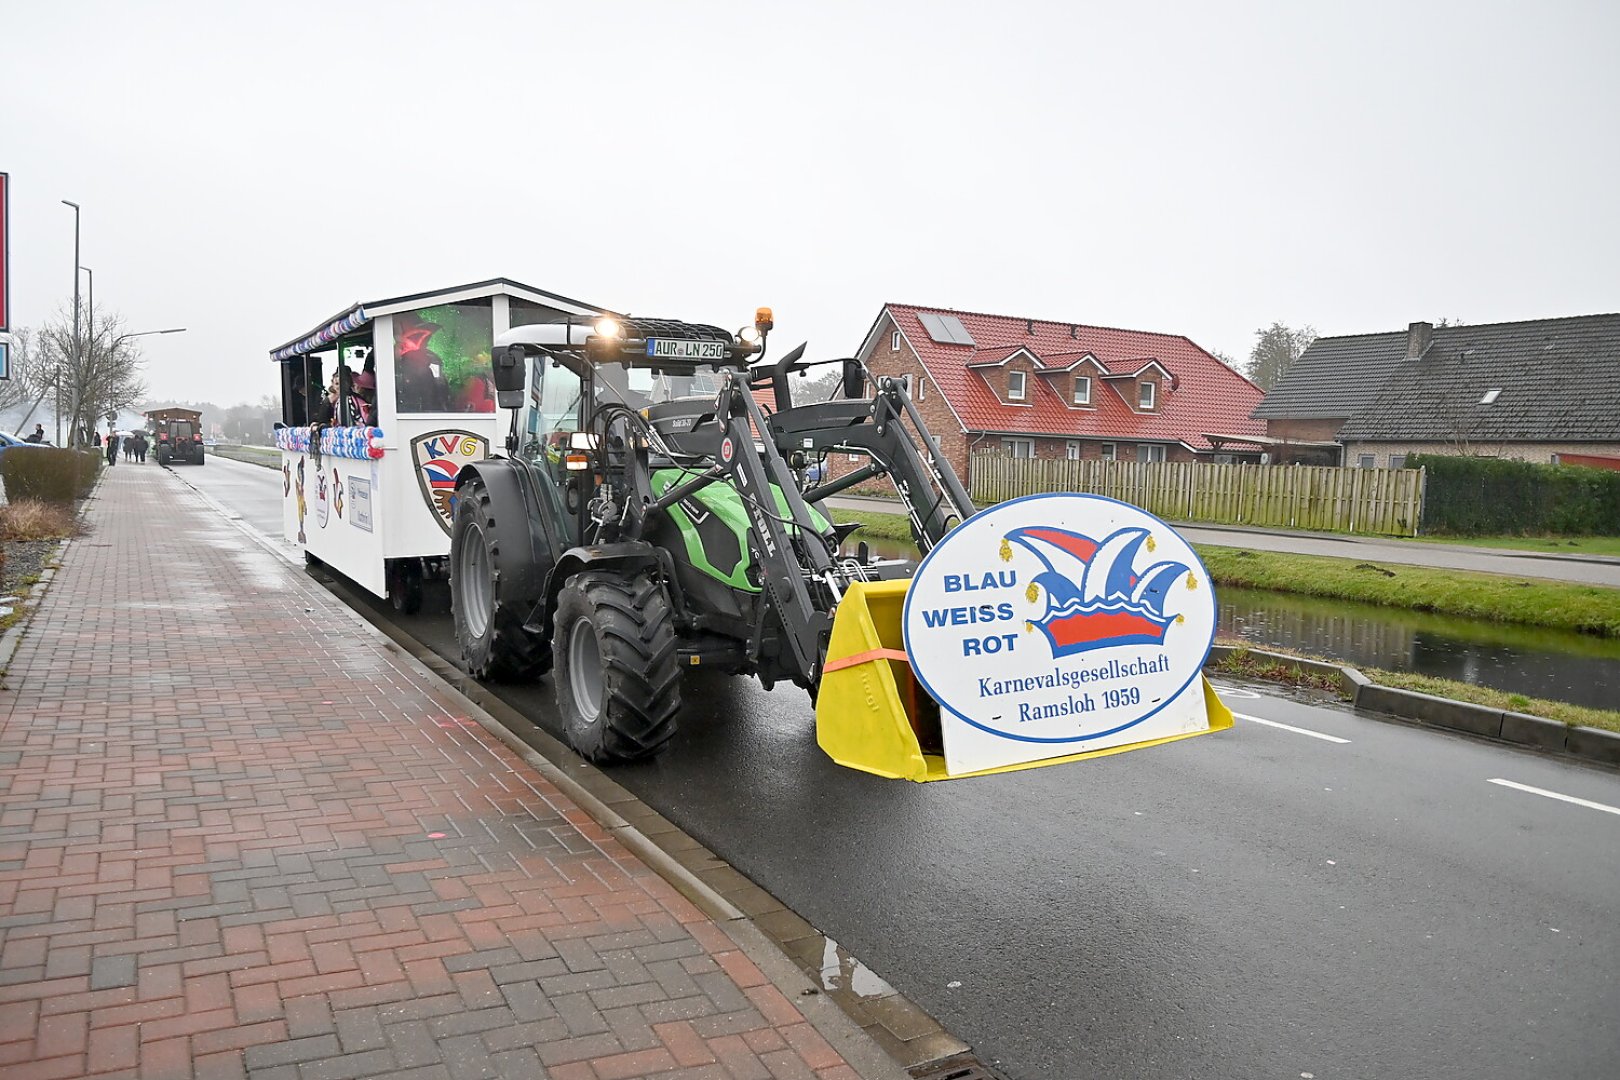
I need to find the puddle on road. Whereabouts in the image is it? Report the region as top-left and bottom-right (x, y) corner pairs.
(820, 936), (896, 998)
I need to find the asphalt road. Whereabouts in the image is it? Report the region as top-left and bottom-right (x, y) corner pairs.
(183, 457), (1620, 1080)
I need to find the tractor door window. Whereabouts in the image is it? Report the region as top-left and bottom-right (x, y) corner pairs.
(524, 357), (584, 466)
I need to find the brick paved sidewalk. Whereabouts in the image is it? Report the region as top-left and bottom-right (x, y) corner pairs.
(0, 466), (882, 1079)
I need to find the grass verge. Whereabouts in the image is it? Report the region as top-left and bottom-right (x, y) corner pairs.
(1197, 546), (1620, 636)
(834, 508), (921, 544)
(213, 445), (281, 469)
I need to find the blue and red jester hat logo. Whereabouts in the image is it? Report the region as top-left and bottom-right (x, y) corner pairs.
(1003, 526), (1189, 656)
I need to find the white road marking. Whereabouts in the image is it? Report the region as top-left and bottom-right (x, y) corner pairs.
(1233, 711), (1350, 744)
(1487, 778), (1620, 818)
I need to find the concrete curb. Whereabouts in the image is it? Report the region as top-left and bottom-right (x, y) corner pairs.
(1206, 643), (1619, 768)
(0, 560), (60, 680)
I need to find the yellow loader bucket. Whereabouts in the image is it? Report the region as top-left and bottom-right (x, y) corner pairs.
(816, 579), (1233, 782)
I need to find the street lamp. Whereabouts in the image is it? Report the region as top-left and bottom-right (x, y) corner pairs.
(80, 266), (92, 342)
(60, 200), (80, 446)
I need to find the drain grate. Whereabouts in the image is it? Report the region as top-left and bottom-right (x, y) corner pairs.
(909, 1052), (1010, 1080)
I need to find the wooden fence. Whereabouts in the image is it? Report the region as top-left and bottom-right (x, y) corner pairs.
(969, 455), (1426, 536)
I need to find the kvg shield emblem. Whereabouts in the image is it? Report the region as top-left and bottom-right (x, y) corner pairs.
(411, 430), (487, 535)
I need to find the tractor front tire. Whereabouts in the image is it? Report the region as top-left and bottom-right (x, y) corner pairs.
(553, 572), (681, 764)
(450, 475), (550, 681)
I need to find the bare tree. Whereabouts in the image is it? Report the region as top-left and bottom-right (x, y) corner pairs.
(1245, 322), (1317, 390)
(35, 301), (148, 446)
(1, 327), (55, 422)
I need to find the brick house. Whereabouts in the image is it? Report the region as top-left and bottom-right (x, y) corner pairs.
(832, 303), (1267, 485)
(1254, 314), (1620, 468)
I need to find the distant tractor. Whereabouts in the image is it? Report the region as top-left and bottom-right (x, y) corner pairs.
(147, 408), (206, 466)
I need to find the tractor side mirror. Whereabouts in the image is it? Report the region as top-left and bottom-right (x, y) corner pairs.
(493, 344), (527, 407)
(842, 358), (866, 400)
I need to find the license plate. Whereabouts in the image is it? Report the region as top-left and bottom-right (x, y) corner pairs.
(647, 338), (728, 361)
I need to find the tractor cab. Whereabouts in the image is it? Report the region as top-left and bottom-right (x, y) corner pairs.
(147, 408), (205, 466)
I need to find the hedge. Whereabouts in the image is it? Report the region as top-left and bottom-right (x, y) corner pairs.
(0, 447), (103, 505)
(1409, 454), (1620, 535)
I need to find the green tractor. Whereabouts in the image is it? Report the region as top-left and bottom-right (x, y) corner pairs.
(448, 311), (974, 764)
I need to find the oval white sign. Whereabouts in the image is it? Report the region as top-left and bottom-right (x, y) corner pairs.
(902, 493), (1216, 773)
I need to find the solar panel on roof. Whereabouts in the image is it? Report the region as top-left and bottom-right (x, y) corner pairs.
(917, 312), (953, 344)
(939, 315), (975, 345)
(917, 312), (975, 346)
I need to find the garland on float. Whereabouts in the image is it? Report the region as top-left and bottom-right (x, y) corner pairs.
(273, 425), (386, 460)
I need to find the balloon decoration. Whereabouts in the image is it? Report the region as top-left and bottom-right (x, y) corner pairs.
(274, 425), (386, 460)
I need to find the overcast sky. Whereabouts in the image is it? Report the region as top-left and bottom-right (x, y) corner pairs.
(4, 1), (1617, 406)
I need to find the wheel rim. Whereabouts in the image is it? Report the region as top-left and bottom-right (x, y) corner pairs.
(568, 620), (604, 724)
(458, 523), (493, 637)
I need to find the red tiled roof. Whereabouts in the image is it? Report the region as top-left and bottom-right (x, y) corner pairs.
(1033, 350), (1108, 373)
(876, 303), (1265, 450)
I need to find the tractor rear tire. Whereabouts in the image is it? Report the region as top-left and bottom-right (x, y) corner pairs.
(450, 475), (550, 681)
(553, 571), (681, 764)
(157, 447), (171, 466)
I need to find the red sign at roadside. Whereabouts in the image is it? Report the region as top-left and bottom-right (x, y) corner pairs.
(0, 172), (9, 331)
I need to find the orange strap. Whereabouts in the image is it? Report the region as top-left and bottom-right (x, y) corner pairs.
(821, 647), (910, 675)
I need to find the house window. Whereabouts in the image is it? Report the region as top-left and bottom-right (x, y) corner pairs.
(891, 330), (901, 352)
(1066, 441), (1081, 460)
(1008, 370), (1027, 401)
(1390, 454), (1407, 469)
(1100, 442), (1116, 461)
(915, 374), (925, 402)
(1003, 437), (1035, 458)
(1073, 376), (1091, 405)
(1138, 381), (1156, 410)
(1358, 454), (1375, 469)
(1137, 444), (1166, 463)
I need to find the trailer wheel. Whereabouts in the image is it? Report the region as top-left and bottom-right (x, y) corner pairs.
(387, 558), (424, 615)
(553, 572), (681, 764)
(450, 475), (549, 681)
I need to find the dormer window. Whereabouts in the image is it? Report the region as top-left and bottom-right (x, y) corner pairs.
(1008, 370), (1027, 401)
(1138, 381), (1156, 410)
(1073, 376), (1091, 405)
(1480, 388), (1501, 405)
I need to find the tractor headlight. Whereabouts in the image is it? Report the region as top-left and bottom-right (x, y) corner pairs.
(594, 317), (622, 339)
(738, 325), (760, 345)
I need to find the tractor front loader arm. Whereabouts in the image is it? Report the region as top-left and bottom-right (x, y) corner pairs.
(707, 372), (838, 683)
(769, 377), (976, 553)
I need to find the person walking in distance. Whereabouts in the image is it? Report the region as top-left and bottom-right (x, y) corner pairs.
(104, 425), (120, 467)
